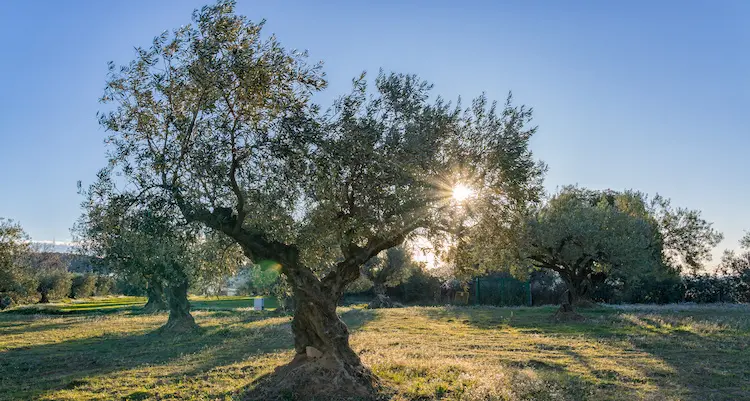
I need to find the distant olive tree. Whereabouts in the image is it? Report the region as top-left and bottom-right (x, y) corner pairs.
(0, 218), (36, 308)
(518, 187), (722, 311)
(36, 269), (72, 304)
(70, 273), (97, 299)
(75, 187), (202, 332)
(362, 246), (417, 308)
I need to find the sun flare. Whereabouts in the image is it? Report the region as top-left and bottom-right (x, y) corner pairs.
(452, 184), (474, 202)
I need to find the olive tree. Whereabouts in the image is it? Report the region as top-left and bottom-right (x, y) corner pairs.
(95, 1), (544, 396)
(0, 218), (36, 308)
(75, 186), (201, 331)
(75, 189), (166, 312)
(520, 187), (722, 309)
(36, 269), (72, 304)
(70, 273), (98, 299)
(521, 188), (657, 307)
(362, 246), (417, 308)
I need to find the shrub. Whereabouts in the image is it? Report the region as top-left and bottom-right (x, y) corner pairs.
(396, 267), (442, 304)
(684, 274), (738, 303)
(94, 275), (115, 296)
(70, 273), (97, 299)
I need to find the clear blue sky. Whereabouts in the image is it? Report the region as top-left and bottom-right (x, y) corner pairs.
(0, 1), (748, 261)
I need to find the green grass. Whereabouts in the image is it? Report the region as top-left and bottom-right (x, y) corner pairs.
(6, 295), (278, 315)
(1, 300), (749, 400)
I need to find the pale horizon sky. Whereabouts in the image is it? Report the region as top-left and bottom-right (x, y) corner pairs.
(1, 1), (748, 265)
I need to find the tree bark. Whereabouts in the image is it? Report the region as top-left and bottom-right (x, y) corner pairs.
(39, 291), (49, 304)
(161, 277), (198, 332)
(267, 281), (377, 399)
(368, 282), (396, 308)
(143, 278), (167, 312)
(373, 282), (386, 297)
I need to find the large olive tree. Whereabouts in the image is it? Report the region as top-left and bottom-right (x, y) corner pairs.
(94, 1), (544, 396)
(519, 187), (722, 309)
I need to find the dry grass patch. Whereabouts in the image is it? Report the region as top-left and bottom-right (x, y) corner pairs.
(1, 300), (748, 400)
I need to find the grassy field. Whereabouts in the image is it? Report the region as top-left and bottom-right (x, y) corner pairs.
(1, 298), (748, 400)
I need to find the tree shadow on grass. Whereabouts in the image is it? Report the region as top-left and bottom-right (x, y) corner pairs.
(0, 317), (89, 336)
(3, 301), (144, 316)
(0, 307), (380, 401)
(0, 310), (287, 401)
(420, 305), (750, 400)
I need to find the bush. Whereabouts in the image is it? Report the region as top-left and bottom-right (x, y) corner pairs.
(0, 274), (38, 309)
(95, 275), (115, 296)
(395, 267), (441, 304)
(70, 273), (97, 299)
(592, 274), (685, 304)
(684, 274), (738, 303)
(114, 276), (147, 296)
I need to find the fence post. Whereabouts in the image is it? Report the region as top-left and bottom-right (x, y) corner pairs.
(475, 277), (480, 305)
(527, 281), (532, 306)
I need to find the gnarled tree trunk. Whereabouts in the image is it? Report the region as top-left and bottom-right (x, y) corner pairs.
(143, 277), (167, 312)
(248, 265), (378, 400)
(161, 277), (198, 333)
(561, 269), (596, 309)
(39, 290), (49, 304)
(175, 204), (400, 399)
(368, 282), (396, 309)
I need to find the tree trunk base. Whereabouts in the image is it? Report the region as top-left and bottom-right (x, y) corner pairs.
(550, 305), (585, 323)
(159, 314), (199, 333)
(244, 352), (380, 401)
(366, 294), (402, 309)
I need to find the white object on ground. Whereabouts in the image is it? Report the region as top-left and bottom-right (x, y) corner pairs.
(253, 297), (264, 311)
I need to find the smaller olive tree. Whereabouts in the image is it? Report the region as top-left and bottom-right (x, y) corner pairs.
(521, 187), (722, 311)
(75, 186), (202, 332)
(70, 273), (98, 299)
(0, 218), (37, 308)
(36, 269), (73, 304)
(362, 246), (416, 308)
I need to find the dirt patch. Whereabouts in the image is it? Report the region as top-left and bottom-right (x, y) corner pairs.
(243, 353), (384, 401)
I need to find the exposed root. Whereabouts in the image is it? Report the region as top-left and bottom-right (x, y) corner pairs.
(244, 353), (381, 401)
(158, 315), (200, 334)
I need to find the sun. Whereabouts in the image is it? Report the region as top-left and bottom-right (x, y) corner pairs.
(452, 183), (474, 202)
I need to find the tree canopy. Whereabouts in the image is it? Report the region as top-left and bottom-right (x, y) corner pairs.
(0, 218), (36, 308)
(518, 186), (722, 307)
(92, 1), (544, 396)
